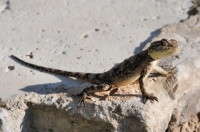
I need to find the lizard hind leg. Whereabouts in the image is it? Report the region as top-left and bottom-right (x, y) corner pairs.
(76, 83), (113, 109)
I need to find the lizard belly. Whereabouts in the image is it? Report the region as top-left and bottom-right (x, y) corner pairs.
(112, 74), (140, 87)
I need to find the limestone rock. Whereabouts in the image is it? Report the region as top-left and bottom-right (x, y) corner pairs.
(1, 11), (200, 132)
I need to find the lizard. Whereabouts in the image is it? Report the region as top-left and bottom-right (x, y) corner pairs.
(10, 38), (178, 108)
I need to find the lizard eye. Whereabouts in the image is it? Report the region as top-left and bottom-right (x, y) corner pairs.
(161, 39), (168, 42)
(161, 39), (169, 45)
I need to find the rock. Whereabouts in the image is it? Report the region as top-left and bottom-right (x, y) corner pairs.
(1, 10), (200, 132)
(0, 108), (11, 132)
(168, 114), (200, 132)
(187, 0), (200, 16)
(161, 15), (200, 132)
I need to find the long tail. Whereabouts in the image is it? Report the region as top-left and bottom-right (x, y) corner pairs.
(10, 55), (104, 84)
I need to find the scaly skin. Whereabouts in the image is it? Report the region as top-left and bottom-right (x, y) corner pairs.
(11, 38), (178, 108)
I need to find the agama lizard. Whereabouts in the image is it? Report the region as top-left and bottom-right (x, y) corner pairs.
(11, 39), (178, 108)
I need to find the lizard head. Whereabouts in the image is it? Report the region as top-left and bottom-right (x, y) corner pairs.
(147, 39), (178, 59)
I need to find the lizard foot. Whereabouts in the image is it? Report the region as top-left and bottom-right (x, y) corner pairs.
(76, 92), (91, 109)
(143, 93), (158, 103)
(74, 84), (113, 109)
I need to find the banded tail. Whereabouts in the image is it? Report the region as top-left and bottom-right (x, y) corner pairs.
(10, 55), (104, 84)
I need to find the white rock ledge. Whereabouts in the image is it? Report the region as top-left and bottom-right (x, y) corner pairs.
(1, 14), (200, 132)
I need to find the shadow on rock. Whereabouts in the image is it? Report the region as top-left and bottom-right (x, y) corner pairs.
(134, 29), (161, 54)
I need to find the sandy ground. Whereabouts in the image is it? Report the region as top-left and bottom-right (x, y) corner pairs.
(0, 0), (191, 100)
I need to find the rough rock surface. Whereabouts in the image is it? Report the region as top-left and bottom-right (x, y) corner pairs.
(1, 1), (200, 132)
(0, 14), (200, 132)
(168, 114), (200, 132)
(161, 15), (200, 125)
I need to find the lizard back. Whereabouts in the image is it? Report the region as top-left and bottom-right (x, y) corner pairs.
(105, 50), (154, 86)
(11, 50), (154, 86)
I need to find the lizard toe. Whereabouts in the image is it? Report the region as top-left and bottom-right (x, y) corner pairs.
(77, 92), (91, 109)
(143, 94), (158, 103)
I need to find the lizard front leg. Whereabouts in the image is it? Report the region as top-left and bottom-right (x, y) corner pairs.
(139, 65), (158, 103)
(153, 65), (168, 76)
(76, 83), (113, 108)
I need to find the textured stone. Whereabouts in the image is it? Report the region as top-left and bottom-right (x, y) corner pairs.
(163, 15), (200, 132)
(1, 3), (200, 132)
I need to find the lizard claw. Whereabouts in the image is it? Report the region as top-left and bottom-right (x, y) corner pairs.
(143, 94), (158, 103)
(76, 92), (91, 109)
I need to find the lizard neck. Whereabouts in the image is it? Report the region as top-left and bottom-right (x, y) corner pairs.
(147, 53), (158, 62)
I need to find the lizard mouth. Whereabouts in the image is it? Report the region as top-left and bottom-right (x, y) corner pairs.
(170, 47), (178, 54)
(149, 47), (178, 59)
(165, 48), (178, 56)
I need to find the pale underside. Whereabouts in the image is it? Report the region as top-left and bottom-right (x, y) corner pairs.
(112, 60), (168, 87)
